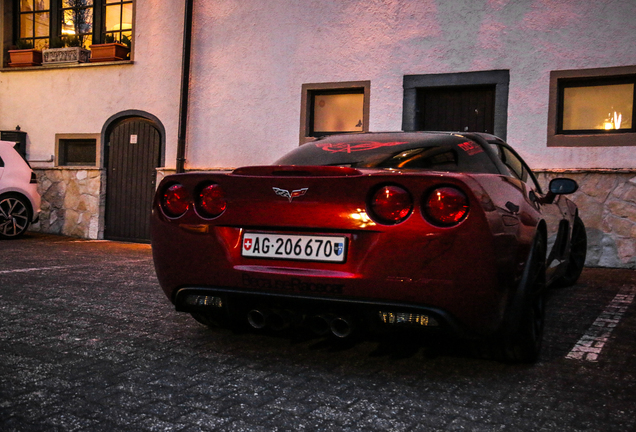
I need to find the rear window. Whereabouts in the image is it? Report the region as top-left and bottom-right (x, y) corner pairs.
(275, 134), (500, 174)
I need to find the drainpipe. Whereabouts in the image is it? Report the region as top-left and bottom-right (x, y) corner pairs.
(176, 0), (194, 174)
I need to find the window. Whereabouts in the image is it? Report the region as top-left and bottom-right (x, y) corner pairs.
(12, 0), (133, 51)
(277, 134), (500, 175)
(548, 66), (636, 147)
(104, 0), (132, 45)
(300, 81), (370, 145)
(489, 143), (541, 193)
(56, 133), (100, 166)
(60, 0), (93, 47)
(560, 80), (633, 133)
(19, 0), (51, 50)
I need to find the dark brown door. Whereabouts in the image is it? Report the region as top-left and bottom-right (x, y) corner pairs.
(105, 118), (161, 242)
(416, 85), (495, 133)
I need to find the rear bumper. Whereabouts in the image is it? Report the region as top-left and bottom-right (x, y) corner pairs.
(174, 285), (476, 338)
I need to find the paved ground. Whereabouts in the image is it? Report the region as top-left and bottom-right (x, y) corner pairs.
(1, 233), (635, 431)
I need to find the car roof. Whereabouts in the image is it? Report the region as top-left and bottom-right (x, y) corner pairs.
(0, 140), (31, 170)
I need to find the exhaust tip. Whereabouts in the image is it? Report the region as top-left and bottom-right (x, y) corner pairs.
(309, 314), (333, 336)
(247, 309), (268, 329)
(269, 310), (294, 331)
(330, 316), (354, 338)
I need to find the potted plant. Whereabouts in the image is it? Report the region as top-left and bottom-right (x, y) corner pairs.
(43, 35), (90, 64)
(90, 34), (131, 62)
(8, 39), (43, 67)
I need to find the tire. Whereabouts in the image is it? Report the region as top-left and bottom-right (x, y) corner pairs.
(555, 216), (587, 287)
(500, 234), (547, 363)
(0, 194), (32, 239)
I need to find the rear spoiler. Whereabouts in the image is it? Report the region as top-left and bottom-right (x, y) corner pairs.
(232, 165), (363, 177)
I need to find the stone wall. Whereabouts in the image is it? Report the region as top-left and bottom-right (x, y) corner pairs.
(31, 168), (105, 239)
(535, 170), (636, 269)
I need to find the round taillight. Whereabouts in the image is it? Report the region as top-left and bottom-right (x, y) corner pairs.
(424, 186), (469, 226)
(162, 184), (190, 218)
(369, 185), (412, 224)
(197, 184), (226, 218)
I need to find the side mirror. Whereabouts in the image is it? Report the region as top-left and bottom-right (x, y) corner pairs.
(537, 178), (579, 205)
(549, 178), (578, 195)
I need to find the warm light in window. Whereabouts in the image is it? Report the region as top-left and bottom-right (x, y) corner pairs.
(313, 93), (364, 133)
(603, 112), (624, 130)
(562, 83), (633, 131)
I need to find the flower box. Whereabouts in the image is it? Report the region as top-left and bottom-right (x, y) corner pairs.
(8, 49), (43, 67)
(43, 47), (90, 64)
(89, 43), (130, 62)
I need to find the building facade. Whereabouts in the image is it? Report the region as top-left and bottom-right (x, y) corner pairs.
(1, 0), (635, 267)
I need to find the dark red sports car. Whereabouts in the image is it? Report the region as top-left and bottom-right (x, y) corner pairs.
(151, 132), (586, 362)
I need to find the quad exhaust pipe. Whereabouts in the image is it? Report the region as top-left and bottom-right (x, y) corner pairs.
(309, 314), (356, 338)
(247, 309), (356, 338)
(246, 309), (269, 329)
(247, 308), (296, 331)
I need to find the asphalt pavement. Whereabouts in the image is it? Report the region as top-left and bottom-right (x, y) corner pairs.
(1, 233), (635, 431)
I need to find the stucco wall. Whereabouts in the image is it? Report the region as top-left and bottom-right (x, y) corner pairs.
(0, 0), (183, 168)
(187, 0), (636, 170)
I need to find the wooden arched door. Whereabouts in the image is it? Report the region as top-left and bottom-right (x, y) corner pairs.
(104, 118), (161, 242)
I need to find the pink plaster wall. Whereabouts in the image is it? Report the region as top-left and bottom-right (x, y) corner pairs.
(187, 0), (636, 170)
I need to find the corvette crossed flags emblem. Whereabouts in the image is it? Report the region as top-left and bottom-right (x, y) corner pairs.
(273, 187), (308, 202)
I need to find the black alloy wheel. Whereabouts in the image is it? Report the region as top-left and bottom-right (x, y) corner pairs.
(0, 194), (31, 239)
(501, 234), (547, 363)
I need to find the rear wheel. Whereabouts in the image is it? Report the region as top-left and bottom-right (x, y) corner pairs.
(500, 234), (547, 363)
(0, 194), (32, 239)
(555, 216), (587, 287)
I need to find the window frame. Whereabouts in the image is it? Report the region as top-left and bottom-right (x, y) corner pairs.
(55, 133), (101, 167)
(16, 0), (52, 50)
(300, 81), (370, 145)
(103, 0), (132, 45)
(4, 0), (134, 65)
(489, 142), (542, 194)
(547, 66), (636, 147)
(403, 70), (510, 140)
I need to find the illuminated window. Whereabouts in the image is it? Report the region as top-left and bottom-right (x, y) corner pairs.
(19, 0), (51, 51)
(560, 81), (634, 133)
(548, 66), (636, 147)
(104, 0), (133, 45)
(61, 0), (94, 48)
(300, 81), (370, 145)
(312, 91), (364, 134)
(11, 0), (133, 52)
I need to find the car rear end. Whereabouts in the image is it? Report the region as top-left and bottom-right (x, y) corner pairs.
(0, 141), (41, 229)
(151, 163), (509, 338)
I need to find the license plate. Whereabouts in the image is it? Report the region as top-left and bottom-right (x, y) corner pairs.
(242, 232), (347, 263)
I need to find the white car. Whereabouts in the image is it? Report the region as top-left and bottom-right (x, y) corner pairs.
(0, 140), (41, 239)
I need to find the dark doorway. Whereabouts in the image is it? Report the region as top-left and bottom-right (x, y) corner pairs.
(104, 118), (161, 242)
(416, 85), (496, 133)
(403, 70), (509, 139)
